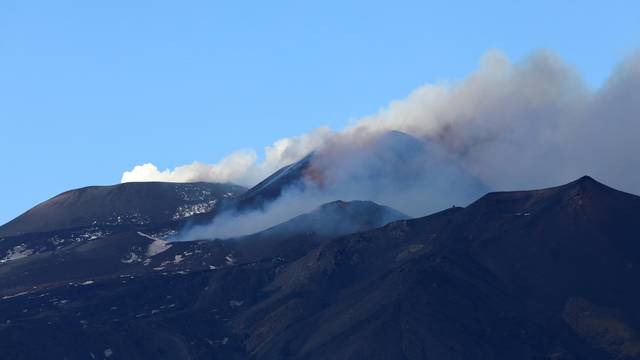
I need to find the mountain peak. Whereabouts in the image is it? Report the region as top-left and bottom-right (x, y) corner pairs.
(567, 175), (605, 187)
(576, 175), (595, 182)
(466, 175), (638, 219)
(557, 175), (617, 196)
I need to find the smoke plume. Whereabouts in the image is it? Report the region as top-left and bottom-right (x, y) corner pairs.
(123, 50), (640, 239)
(121, 128), (333, 186)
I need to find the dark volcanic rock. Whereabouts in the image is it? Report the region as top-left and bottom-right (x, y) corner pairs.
(0, 176), (639, 359)
(229, 200), (408, 263)
(0, 199), (405, 297)
(235, 176), (640, 359)
(0, 182), (246, 237)
(237, 154), (315, 211)
(0, 198), (408, 359)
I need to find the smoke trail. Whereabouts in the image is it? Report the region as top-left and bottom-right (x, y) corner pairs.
(122, 50), (640, 194)
(124, 49), (640, 239)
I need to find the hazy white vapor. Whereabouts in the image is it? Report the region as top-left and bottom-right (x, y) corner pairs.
(121, 128), (333, 185)
(121, 150), (258, 184)
(123, 49), (640, 200)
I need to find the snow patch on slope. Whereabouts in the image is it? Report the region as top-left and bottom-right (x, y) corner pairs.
(172, 200), (218, 220)
(138, 232), (173, 257)
(1, 244), (34, 264)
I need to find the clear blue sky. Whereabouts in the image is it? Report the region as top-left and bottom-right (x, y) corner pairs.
(1, 0), (638, 224)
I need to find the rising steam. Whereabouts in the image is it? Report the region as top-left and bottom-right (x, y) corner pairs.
(123, 49), (640, 239)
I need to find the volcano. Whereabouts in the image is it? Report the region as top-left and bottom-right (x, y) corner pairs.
(0, 176), (638, 359)
(236, 130), (487, 216)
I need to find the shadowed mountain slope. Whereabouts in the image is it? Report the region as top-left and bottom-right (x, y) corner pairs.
(0, 200), (405, 294)
(228, 200), (408, 263)
(234, 176), (640, 359)
(0, 177), (639, 359)
(237, 154), (315, 211)
(0, 182), (247, 237)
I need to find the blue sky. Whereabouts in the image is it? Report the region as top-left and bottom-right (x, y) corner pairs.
(1, 0), (638, 224)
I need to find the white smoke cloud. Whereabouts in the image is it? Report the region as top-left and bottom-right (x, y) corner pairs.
(121, 128), (333, 186)
(123, 50), (640, 194)
(124, 49), (640, 240)
(180, 185), (328, 240)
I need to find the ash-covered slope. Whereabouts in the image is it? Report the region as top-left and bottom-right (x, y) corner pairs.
(0, 182), (246, 237)
(237, 153), (315, 210)
(0, 198), (408, 359)
(233, 176), (640, 359)
(0, 200), (404, 296)
(1, 176), (639, 360)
